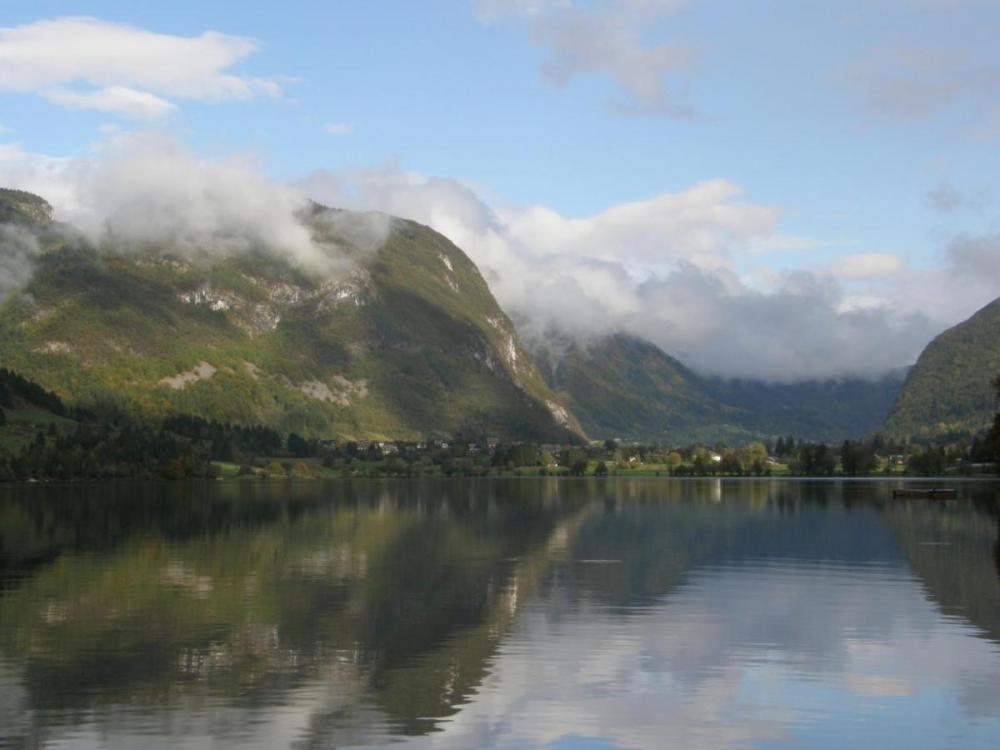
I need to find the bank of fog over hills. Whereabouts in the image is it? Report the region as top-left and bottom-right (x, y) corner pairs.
(553, 291), (1000, 445)
(4, 186), (984, 446)
(0, 188), (581, 443)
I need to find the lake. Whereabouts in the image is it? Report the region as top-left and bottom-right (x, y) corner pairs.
(1, 478), (999, 749)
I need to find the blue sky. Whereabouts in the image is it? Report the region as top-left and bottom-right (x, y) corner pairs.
(2, 1), (999, 378)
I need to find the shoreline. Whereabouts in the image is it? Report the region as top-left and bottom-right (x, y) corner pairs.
(2, 473), (999, 488)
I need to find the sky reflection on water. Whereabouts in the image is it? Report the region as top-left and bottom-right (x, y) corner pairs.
(401, 563), (1000, 750)
(0, 479), (999, 749)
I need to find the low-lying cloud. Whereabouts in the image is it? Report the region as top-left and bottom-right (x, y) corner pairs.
(300, 166), (954, 381)
(0, 223), (40, 303)
(0, 132), (391, 284)
(1, 133), (995, 383)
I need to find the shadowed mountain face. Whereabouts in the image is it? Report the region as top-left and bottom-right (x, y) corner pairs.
(538, 334), (904, 443)
(0, 190), (580, 441)
(534, 334), (748, 445)
(709, 372), (906, 441)
(884, 297), (1000, 441)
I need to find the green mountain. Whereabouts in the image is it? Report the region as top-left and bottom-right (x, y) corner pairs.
(0, 187), (917, 447)
(537, 334), (750, 444)
(539, 333), (903, 444)
(884, 297), (1000, 440)
(0, 190), (581, 442)
(709, 372), (906, 442)
(0, 187), (53, 226)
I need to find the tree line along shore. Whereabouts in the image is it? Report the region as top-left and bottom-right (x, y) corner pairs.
(1, 368), (998, 483)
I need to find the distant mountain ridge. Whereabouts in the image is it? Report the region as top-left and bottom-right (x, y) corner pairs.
(0, 189), (581, 442)
(536, 333), (905, 444)
(708, 371), (907, 442)
(884, 297), (1000, 440)
(536, 334), (749, 444)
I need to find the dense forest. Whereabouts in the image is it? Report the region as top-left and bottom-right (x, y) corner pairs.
(1, 365), (997, 482)
(885, 298), (1000, 440)
(0, 368), (285, 481)
(537, 333), (904, 445)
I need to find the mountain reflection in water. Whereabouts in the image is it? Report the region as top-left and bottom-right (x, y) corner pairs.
(1, 478), (999, 749)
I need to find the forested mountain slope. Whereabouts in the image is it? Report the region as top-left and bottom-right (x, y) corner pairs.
(884, 297), (1000, 440)
(539, 334), (904, 443)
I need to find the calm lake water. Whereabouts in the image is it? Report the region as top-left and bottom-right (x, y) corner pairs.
(1, 478), (999, 749)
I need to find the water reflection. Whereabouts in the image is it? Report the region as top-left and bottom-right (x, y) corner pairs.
(0, 479), (999, 749)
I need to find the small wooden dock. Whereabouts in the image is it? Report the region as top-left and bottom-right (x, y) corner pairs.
(892, 488), (958, 500)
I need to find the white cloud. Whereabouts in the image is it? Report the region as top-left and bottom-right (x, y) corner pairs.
(478, 0), (697, 115)
(0, 17), (280, 118)
(42, 86), (177, 120)
(0, 143), (80, 214)
(0, 132), (390, 281)
(0, 224), (40, 302)
(839, 237), (1000, 335)
(831, 253), (905, 280)
(323, 122), (354, 136)
(3, 134), (992, 382)
(503, 179), (778, 269)
(300, 166), (943, 381)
